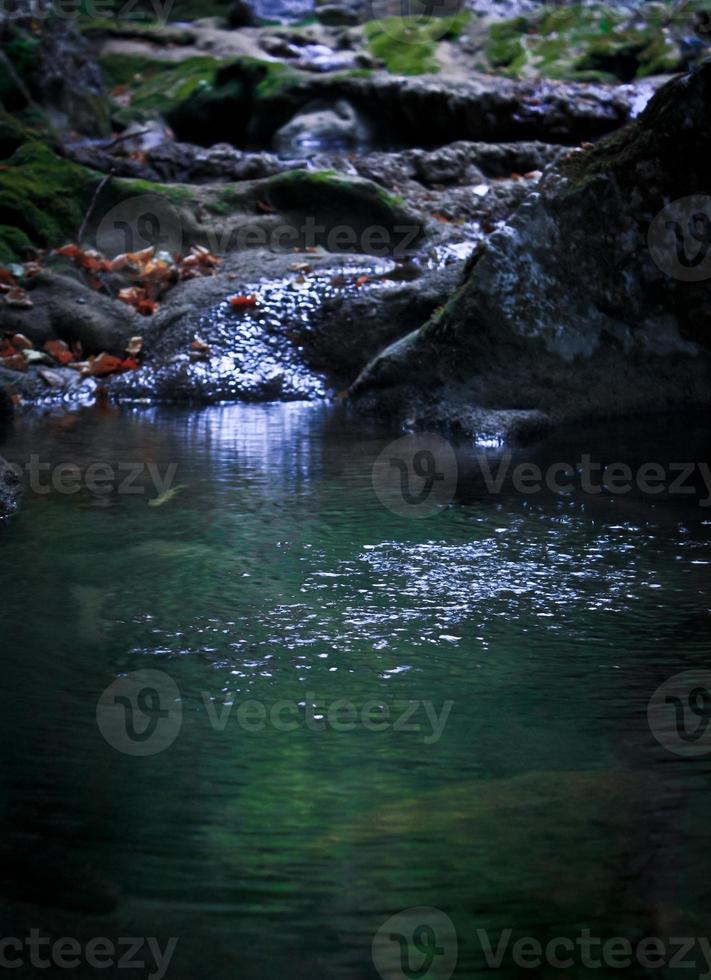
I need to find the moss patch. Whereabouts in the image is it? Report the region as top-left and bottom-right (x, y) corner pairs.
(483, 3), (686, 82)
(365, 13), (471, 76)
(264, 170), (423, 253)
(102, 54), (253, 145)
(0, 143), (97, 258)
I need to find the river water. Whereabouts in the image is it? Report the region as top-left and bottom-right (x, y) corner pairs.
(0, 403), (710, 978)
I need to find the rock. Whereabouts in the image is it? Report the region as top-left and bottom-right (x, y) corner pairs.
(351, 61), (711, 443)
(227, 0), (255, 27)
(107, 248), (463, 404)
(263, 169), (424, 253)
(225, 60), (643, 150)
(0, 272), (136, 355)
(0, 16), (111, 136)
(0, 455), (19, 520)
(273, 98), (372, 154)
(316, 4), (361, 27)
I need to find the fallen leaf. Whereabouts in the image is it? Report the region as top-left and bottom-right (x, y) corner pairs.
(191, 336), (211, 355)
(0, 354), (27, 372)
(148, 484), (187, 508)
(12, 334), (33, 350)
(355, 275), (370, 288)
(81, 353), (138, 378)
(230, 295), (258, 311)
(5, 287), (32, 308)
(125, 336), (144, 357)
(44, 339), (74, 365)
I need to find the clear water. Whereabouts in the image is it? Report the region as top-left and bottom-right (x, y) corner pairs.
(0, 404), (710, 979)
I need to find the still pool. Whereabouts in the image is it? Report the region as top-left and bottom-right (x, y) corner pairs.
(0, 403), (710, 979)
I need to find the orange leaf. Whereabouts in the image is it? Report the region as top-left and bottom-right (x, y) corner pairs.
(0, 354), (27, 372)
(230, 295), (258, 311)
(44, 339), (74, 365)
(84, 353), (124, 377)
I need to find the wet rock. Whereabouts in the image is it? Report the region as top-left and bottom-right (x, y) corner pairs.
(108, 248), (462, 403)
(273, 98), (372, 154)
(351, 62), (711, 443)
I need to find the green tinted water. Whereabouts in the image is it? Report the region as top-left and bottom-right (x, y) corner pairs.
(0, 404), (710, 979)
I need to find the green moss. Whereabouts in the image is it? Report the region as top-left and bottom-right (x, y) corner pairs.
(104, 55), (221, 116)
(0, 143), (97, 256)
(0, 226), (33, 264)
(484, 3), (685, 82)
(103, 55), (252, 144)
(486, 17), (528, 68)
(365, 13), (471, 76)
(264, 170), (423, 253)
(0, 108), (29, 159)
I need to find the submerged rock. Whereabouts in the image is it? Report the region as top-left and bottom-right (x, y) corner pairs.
(273, 98), (372, 155)
(351, 61), (711, 443)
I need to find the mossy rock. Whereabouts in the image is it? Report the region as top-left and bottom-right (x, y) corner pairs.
(365, 13), (471, 75)
(103, 54), (251, 144)
(0, 143), (97, 259)
(265, 170), (423, 253)
(484, 4), (685, 82)
(0, 109), (29, 160)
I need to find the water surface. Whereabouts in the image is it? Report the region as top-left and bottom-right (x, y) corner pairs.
(0, 404), (710, 978)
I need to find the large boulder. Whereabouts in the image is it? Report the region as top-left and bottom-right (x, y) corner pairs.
(351, 60), (711, 443)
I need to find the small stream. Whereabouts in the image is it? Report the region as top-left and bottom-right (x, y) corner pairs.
(0, 405), (710, 978)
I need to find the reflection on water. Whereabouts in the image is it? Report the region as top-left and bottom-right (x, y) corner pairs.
(0, 404), (710, 978)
